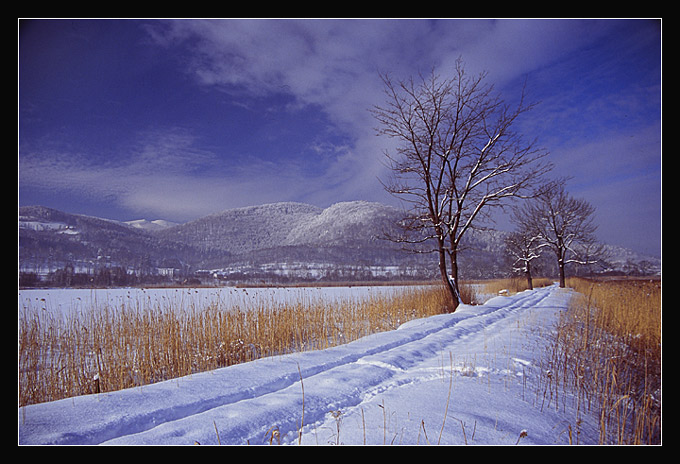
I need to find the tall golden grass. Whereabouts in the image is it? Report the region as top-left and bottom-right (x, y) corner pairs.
(540, 277), (661, 444)
(19, 285), (449, 407)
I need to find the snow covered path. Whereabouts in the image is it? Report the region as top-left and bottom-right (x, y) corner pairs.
(19, 284), (599, 445)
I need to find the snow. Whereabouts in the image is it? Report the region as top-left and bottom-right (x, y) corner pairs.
(18, 284), (602, 445)
(124, 219), (179, 231)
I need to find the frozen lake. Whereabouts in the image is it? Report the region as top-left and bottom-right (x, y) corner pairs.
(19, 285), (425, 318)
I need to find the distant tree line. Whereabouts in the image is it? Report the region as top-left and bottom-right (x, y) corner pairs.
(19, 266), (187, 289)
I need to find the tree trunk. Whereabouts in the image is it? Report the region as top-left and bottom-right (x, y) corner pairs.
(526, 262), (534, 290)
(437, 247), (458, 313)
(448, 251), (462, 312)
(558, 260), (566, 288)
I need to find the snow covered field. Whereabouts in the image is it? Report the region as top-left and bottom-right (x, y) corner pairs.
(19, 284), (602, 445)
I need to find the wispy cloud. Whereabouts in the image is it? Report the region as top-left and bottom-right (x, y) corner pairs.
(19, 126), (321, 220)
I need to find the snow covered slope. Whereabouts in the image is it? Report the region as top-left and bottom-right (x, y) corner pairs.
(156, 202), (323, 255)
(154, 200), (400, 254)
(124, 219), (179, 231)
(283, 201), (400, 247)
(18, 284), (602, 446)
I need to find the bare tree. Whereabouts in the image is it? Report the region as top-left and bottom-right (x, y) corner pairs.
(372, 59), (551, 311)
(516, 182), (604, 287)
(504, 230), (544, 290)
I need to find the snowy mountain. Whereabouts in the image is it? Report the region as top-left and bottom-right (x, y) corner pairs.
(151, 201), (429, 281)
(155, 202), (325, 255)
(19, 201), (660, 284)
(155, 201), (401, 255)
(18, 205), (226, 277)
(18, 202), (419, 282)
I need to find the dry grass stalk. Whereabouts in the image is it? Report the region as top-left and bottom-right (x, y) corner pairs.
(539, 277), (661, 444)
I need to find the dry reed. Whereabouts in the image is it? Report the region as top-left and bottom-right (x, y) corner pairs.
(538, 277), (661, 444)
(19, 285), (449, 407)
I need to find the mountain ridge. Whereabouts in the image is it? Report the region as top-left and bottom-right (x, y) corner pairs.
(19, 201), (661, 283)
(153, 200), (401, 254)
(155, 201), (326, 255)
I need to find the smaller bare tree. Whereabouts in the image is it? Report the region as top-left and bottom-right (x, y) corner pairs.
(504, 229), (544, 290)
(516, 182), (605, 287)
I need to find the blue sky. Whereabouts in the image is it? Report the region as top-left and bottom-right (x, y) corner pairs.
(18, 19), (661, 256)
